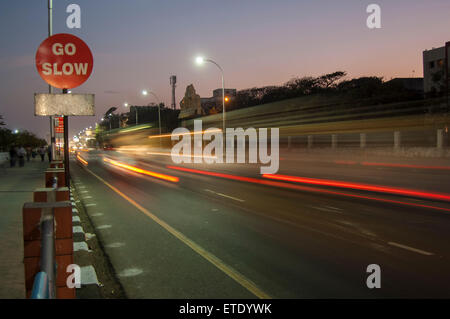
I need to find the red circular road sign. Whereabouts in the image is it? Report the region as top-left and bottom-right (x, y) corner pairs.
(35, 33), (93, 89)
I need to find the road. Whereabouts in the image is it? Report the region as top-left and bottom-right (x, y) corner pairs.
(70, 151), (450, 298)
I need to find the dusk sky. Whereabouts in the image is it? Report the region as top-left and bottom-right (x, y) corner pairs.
(0, 0), (449, 140)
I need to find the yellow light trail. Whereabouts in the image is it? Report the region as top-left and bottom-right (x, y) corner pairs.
(103, 157), (179, 183)
(76, 154), (88, 165)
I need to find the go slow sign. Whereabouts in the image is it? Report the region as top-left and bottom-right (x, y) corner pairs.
(35, 33), (93, 89)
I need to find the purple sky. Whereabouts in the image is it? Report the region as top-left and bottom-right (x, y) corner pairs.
(0, 0), (449, 140)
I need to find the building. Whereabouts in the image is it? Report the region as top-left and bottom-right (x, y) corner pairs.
(200, 88), (237, 114)
(423, 42), (450, 93)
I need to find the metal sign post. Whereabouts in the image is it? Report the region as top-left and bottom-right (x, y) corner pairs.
(62, 89), (70, 188)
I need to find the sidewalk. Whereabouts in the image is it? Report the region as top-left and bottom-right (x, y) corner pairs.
(0, 159), (49, 299)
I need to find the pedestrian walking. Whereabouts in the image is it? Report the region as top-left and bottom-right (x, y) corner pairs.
(26, 146), (32, 162)
(39, 146), (46, 162)
(17, 145), (26, 167)
(9, 145), (17, 167)
(47, 145), (52, 162)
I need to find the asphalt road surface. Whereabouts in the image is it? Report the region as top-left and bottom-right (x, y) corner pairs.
(70, 151), (450, 298)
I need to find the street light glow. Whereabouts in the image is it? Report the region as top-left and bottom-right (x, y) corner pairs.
(196, 56), (204, 65)
(142, 90), (148, 96)
(124, 102), (129, 107)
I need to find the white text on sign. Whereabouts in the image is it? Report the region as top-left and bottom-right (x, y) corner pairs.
(41, 43), (88, 76)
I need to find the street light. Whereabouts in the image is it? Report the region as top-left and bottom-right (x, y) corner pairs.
(141, 89), (162, 137)
(195, 56), (225, 132)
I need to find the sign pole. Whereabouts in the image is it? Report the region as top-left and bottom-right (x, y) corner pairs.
(48, 0), (56, 160)
(62, 89), (70, 188)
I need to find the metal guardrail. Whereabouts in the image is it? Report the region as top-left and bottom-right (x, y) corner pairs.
(30, 177), (58, 299)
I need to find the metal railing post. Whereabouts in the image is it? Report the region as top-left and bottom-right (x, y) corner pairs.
(40, 208), (56, 299)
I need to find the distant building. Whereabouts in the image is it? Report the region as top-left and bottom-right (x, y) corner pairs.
(200, 88), (237, 114)
(423, 43), (450, 93)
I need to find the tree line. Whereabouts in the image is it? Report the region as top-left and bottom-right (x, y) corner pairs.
(229, 72), (423, 111)
(0, 115), (47, 152)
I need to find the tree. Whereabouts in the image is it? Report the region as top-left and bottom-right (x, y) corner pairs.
(0, 129), (46, 152)
(316, 71), (347, 89)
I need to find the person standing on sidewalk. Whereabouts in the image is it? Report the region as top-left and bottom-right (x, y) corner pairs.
(9, 145), (17, 167)
(17, 145), (26, 167)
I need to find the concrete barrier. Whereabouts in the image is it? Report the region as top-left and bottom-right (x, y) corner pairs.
(45, 168), (66, 188)
(50, 161), (64, 169)
(33, 187), (70, 202)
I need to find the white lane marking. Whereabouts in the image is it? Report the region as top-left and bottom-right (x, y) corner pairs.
(78, 185), (86, 189)
(204, 189), (245, 202)
(90, 213), (103, 217)
(80, 265), (99, 286)
(73, 226), (84, 234)
(388, 242), (434, 256)
(83, 196), (93, 199)
(80, 190), (89, 194)
(310, 206), (343, 213)
(118, 268), (143, 277)
(85, 203), (96, 207)
(105, 242), (125, 248)
(96, 224), (112, 230)
(324, 205), (342, 211)
(73, 242), (90, 252)
(72, 216), (81, 222)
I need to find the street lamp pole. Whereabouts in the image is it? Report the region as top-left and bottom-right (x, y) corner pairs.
(142, 90), (162, 136)
(150, 92), (162, 137)
(136, 107), (138, 125)
(196, 57), (225, 133)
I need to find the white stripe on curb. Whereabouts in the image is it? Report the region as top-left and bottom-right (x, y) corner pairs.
(72, 216), (81, 222)
(73, 226), (84, 234)
(80, 265), (99, 286)
(73, 242), (90, 252)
